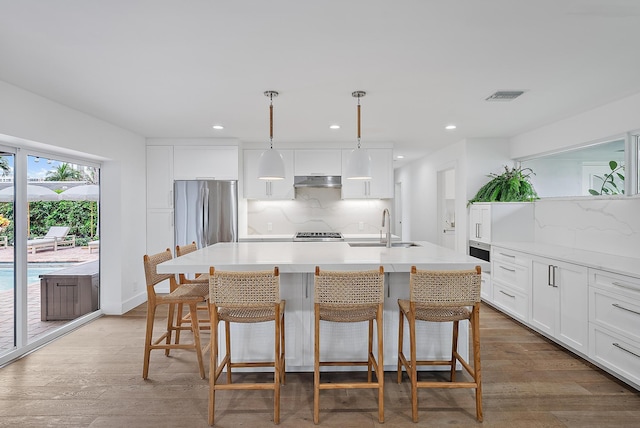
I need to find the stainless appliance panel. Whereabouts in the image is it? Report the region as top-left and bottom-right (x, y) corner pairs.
(174, 180), (238, 249)
(469, 240), (490, 262)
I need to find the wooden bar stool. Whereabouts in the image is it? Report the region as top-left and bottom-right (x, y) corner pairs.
(397, 265), (483, 422)
(313, 266), (385, 424)
(174, 242), (210, 343)
(141, 249), (208, 379)
(208, 267), (285, 426)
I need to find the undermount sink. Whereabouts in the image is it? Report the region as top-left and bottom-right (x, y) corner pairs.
(348, 242), (421, 248)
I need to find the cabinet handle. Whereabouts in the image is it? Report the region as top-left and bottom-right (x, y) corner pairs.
(612, 281), (639, 292)
(499, 290), (516, 298)
(499, 265), (516, 273)
(612, 342), (640, 359)
(499, 252), (516, 258)
(612, 303), (640, 316)
(548, 265), (553, 286)
(475, 223), (480, 239)
(548, 265), (558, 287)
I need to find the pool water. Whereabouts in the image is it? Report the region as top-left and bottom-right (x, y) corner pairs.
(0, 264), (71, 292)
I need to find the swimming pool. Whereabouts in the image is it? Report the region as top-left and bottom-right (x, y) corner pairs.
(0, 263), (72, 292)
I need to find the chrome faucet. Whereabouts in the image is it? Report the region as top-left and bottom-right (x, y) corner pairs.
(381, 208), (391, 248)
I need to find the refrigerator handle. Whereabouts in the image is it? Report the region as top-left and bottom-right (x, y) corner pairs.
(201, 186), (210, 247)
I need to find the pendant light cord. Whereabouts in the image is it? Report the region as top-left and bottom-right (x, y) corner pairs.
(357, 97), (361, 149)
(269, 93), (274, 149)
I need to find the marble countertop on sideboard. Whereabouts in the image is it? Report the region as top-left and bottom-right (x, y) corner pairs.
(492, 241), (640, 278)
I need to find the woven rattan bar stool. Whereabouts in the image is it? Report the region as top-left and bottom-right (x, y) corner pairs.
(397, 265), (483, 422)
(141, 249), (208, 379)
(174, 242), (210, 342)
(208, 267), (285, 426)
(313, 266), (385, 424)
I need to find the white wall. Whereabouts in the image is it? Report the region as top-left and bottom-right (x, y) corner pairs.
(0, 80), (147, 315)
(510, 92), (640, 159)
(394, 138), (511, 252)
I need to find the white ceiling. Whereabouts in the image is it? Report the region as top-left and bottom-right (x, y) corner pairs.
(2, 1), (640, 165)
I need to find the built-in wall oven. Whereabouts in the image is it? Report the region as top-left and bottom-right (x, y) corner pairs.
(469, 240), (491, 263)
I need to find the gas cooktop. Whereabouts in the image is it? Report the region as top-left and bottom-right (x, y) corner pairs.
(294, 232), (344, 242)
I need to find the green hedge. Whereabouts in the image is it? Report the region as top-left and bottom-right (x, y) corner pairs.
(0, 200), (98, 246)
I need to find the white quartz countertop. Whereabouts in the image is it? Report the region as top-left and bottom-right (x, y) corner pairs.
(158, 241), (489, 274)
(492, 241), (640, 278)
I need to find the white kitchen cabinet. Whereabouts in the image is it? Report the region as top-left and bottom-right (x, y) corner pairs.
(480, 272), (492, 302)
(146, 145), (174, 210)
(243, 149), (294, 199)
(468, 202), (534, 245)
(216, 273), (306, 369)
(490, 246), (531, 322)
(173, 145), (238, 180)
(530, 257), (588, 354)
(341, 148), (393, 199)
(588, 269), (640, 389)
(294, 149), (342, 176)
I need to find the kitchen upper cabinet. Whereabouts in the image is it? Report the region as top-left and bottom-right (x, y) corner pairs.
(530, 257), (588, 354)
(146, 145), (174, 210)
(341, 148), (393, 199)
(468, 202), (534, 244)
(173, 146), (238, 180)
(243, 149), (294, 199)
(294, 149), (342, 176)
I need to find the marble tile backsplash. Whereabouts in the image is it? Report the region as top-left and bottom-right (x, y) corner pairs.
(534, 198), (640, 258)
(247, 187), (392, 235)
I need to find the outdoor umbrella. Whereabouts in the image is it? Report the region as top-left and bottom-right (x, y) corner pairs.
(58, 184), (99, 236)
(0, 185), (60, 235)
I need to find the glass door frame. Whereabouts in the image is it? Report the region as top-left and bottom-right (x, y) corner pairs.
(0, 146), (103, 366)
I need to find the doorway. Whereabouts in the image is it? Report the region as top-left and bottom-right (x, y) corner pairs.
(437, 167), (456, 250)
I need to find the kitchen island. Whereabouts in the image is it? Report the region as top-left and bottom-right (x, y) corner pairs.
(158, 241), (489, 371)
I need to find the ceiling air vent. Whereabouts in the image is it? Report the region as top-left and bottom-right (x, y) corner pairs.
(485, 90), (525, 101)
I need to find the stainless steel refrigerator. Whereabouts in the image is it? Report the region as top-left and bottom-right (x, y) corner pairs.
(174, 180), (238, 249)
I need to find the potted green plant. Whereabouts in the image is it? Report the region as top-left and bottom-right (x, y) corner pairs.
(588, 161), (624, 195)
(468, 165), (538, 205)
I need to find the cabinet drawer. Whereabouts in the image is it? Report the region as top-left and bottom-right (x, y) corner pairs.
(480, 272), (492, 302)
(492, 248), (530, 267)
(590, 270), (640, 298)
(590, 324), (640, 388)
(492, 282), (528, 322)
(492, 261), (529, 293)
(590, 287), (640, 343)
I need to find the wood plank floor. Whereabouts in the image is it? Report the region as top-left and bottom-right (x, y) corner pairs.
(1, 303), (639, 427)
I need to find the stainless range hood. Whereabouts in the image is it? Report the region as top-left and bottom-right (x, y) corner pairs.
(293, 175), (342, 188)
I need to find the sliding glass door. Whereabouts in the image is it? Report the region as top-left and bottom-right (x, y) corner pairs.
(0, 148), (100, 364)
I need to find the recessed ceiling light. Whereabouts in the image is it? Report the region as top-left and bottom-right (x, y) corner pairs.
(212, 125), (224, 130)
(396, 155), (404, 159)
(329, 124), (340, 129)
(445, 124), (457, 130)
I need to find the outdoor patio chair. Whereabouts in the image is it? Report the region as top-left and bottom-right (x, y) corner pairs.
(26, 226), (75, 254)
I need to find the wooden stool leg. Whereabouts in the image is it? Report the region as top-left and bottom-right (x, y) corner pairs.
(225, 321), (232, 384)
(142, 302), (155, 379)
(473, 305), (483, 422)
(368, 319), (374, 382)
(274, 304), (281, 424)
(451, 320), (459, 382)
(409, 307), (418, 423)
(313, 304), (320, 425)
(376, 306), (384, 423)
(208, 304), (218, 426)
(397, 307), (404, 383)
(165, 300), (176, 356)
(175, 302), (184, 344)
(188, 303), (205, 379)
(280, 307), (286, 385)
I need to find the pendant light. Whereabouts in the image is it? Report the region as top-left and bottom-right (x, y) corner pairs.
(346, 90), (372, 180)
(258, 90), (285, 180)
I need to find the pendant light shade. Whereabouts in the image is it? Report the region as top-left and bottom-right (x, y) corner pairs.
(346, 90), (372, 180)
(258, 90), (285, 180)
(257, 148), (285, 180)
